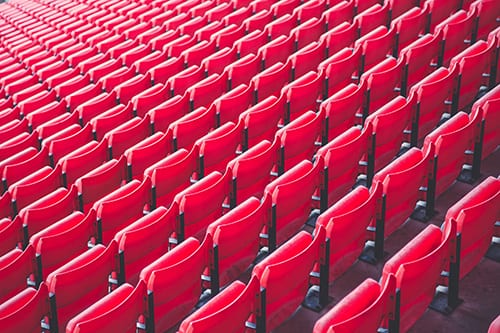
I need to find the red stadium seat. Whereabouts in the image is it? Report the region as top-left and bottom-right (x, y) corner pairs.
(178, 277), (259, 333)
(355, 25), (396, 74)
(114, 207), (176, 285)
(364, 96), (413, 178)
(0, 245), (37, 305)
(145, 148), (196, 209)
(408, 66), (458, 142)
(94, 178), (150, 244)
(148, 94), (189, 133)
(281, 71), (323, 122)
(354, 3), (390, 37)
(289, 41), (327, 80)
(399, 32), (442, 95)
(470, 85), (500, 159)
(187, 72), (228, 111)
(318, 47), (361, 98)
(445, 176), (500, 278)
(423, 111), (479, 196)
(320, 21), (357, 57)
(360, 56), (404, 117)
(225, 53), (262, 90)
(241, 95), (285, 149)
(372, 146), (433, 237)
(0, 283), (50, 333)
(172, 171), (230, 242)
(263, 160), (320, 247)
(252, 61), (292, 102)
(321, 0), (355, 31)
(75, 157), (127, 212)
(140, 236), (211, 333)
(252, 227), (325, 332)
(435, 9), (476, 67)
(424, 0), (461, 32)
(46, 241), (119, 333)
(9, 165), (63, 215)
(381, 222), (455, 332)
(275, 111), (322, 173)
(207, 197), (265, 287)
(66, 281), (146, 333)
(234, 29), (268, 58)
(449, 40), (495, 113)
(315, 183), (381, 279)
(317, 123), (367, 204)
(105, 115), (151, 158)
(392, 6), (429, 54)
(193, 122), (243, 178)
(313, 274), (396, 333)
(212, 84), (253, 126)
(169, 106), (216, 151)
(319, 82), (365, 142)
(470, 0), (499, 41)
(258, 34), (295, 69)
(29, 209), (95, 280)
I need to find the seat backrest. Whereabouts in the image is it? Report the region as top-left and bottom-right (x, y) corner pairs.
(31, 210), (96, 280)
(178, 276), (259, 333)
(141, 236), (211, 333)
(148, 93), (189, 133)
(264, 160), (320, 245)
(445, 176), (500, 278)
(251, 61), (292, 103)
(252, 227), (325, 332)
(319, 81), (366, 141)
(289, 41), (327, 80)
(241, 94), (285, 148)
(194, 121), (244, 178)
(145, 148), (196, 209)
(381, 222), (455, 332)
(169, 106), (216, 151)
(212, 83), (253, 126)
(282, 71), (323, 120)
(364, 95), (413, 172)
(10, 164), (63, 214)
(105, 115), (151, 158)
(316, 125), (370, 207)
(410, 66), (458, 140)
(124, 132), (170, 181)
(175, 171), (230, 241)
(46, 241), (118, 333)
(423, 111), (479, 196)
(321, 0), (355, 31)
(318, 46), (361, 97)
(94, 178), (151, 245)
(450, 40), (495, 111)
(226, 140), (278, 206)
(0, 283), (50, 333)
(66, 281), (146, 333)
(75, 157), (126, 212)
(19, 185), (78, 239)
(435, 9), (476, 67)
(373, 146), (433, 237)
(315, 182), (381, 279)
(0, 245), (37, 305)
(207, 197), (267, 287)
(392, 5), (429, 53)
(399, 32), (442, 93)
(355, 25), (396, 73)
(354, 3), (390, 37)
(313, 274), (396, 333)
(275, 110), (323, 172)
(470, 84), (500, 159)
